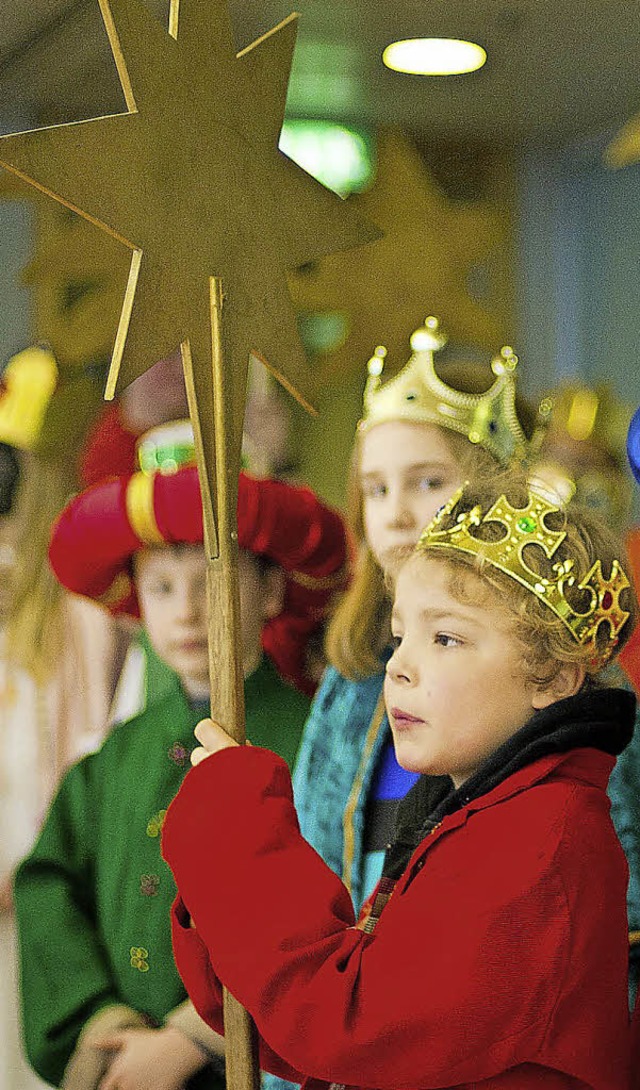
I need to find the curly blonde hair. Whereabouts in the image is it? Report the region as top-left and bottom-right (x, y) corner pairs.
(413, 470), (638, 687)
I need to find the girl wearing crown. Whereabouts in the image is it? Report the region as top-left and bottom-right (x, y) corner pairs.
(279, 319), (544, 929)
(163, 472), (636, 1090)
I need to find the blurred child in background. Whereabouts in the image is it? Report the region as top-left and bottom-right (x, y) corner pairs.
(15, 451), (347, 1090)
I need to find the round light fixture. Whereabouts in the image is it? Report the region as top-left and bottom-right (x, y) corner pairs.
(382, 37), (487, 76)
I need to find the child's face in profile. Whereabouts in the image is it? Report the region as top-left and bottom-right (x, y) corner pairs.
(384, 555), (555, 788)
(359, 421), (462, 574)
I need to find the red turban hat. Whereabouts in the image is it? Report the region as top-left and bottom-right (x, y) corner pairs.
(50, 465), (349, 694)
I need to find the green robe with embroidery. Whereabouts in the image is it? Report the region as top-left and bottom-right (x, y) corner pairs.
(15, 641), (310, 1088)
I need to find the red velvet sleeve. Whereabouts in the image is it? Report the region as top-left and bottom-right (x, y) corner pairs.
(162, 747), (583, 1090)
(169, 897), (305, 1083)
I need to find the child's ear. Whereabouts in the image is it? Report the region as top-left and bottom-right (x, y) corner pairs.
(262, 566), (286, 620)
(531, 662), (587, 709)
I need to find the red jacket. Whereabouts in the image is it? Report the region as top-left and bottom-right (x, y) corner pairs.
(163, 746), (631, 1090)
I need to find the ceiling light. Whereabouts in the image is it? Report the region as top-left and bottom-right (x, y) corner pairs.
(382, 38), (487, 76)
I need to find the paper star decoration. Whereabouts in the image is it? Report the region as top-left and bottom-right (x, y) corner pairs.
(291, 128), (514, 382)
(0, 0), (378, 490)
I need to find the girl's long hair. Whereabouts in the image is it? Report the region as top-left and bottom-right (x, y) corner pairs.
(325, 462), (390, 679)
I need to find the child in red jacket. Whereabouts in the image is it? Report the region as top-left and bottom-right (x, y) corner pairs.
(163, 471), (637, 1090)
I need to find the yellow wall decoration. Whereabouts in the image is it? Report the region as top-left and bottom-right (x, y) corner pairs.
(290, 127), (517, 383)
(290, 127), (517, 507)
(0, 346), (57, 450)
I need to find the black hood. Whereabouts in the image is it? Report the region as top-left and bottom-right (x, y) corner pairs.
(383, 686), (636, 881)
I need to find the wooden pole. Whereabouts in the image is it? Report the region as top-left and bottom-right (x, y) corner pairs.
(182, 277), (260, 1090)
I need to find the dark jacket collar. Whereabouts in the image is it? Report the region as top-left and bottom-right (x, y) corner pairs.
(383, 686), (636, 881)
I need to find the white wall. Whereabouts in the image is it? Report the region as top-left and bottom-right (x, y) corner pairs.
(0, 192), (33, 365)
(517, 133), (640, 408)
(0, 108), (34, 369)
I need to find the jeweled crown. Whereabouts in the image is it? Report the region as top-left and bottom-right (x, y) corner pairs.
(417, 484), (631, 669)
(358, 316), (550, 467)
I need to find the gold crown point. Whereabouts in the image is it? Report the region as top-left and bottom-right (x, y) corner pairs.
(367, 345), (387, 378)
(492, 345), (518, 377)
(586, 560), (630, 637)
(425, 315), (443, 338)
(410, 317), (447, 354)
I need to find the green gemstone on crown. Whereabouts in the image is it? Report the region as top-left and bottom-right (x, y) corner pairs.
(516, 515), (537, 533)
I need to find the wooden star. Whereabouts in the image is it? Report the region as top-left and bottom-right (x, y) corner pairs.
(0, 0), (378, 488)
(22, 199), (128, 369)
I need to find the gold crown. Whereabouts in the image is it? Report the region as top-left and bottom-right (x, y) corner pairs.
(417, 484), (631, 669)
(0, 347), (58, 450)
(532, 383), (634, 530)
(358, 316), (550, 467)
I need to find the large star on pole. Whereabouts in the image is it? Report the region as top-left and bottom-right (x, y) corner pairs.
(0, 0), (379, 477)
